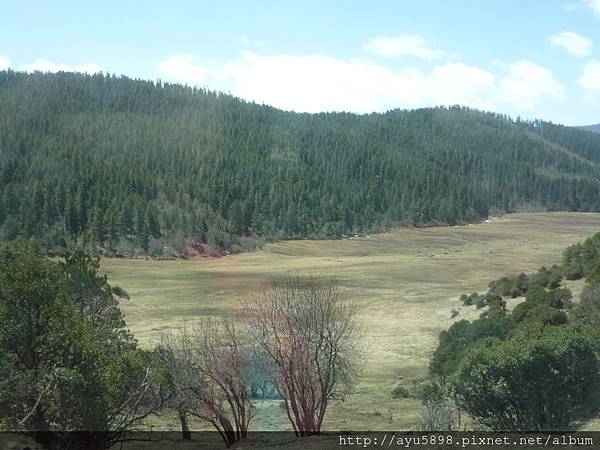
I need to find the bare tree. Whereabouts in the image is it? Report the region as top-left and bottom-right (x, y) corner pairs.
(157, 318), (255, 448)
(239, 273), (362, 436)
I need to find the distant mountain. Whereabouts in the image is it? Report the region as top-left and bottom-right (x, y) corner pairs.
(580, 124), (600, 134)
(1, 70), (600, 256)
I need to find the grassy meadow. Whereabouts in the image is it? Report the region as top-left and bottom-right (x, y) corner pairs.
(101, 212), (600, 431)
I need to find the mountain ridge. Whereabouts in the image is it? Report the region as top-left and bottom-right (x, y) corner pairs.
(580, 124), (600, 134)
(1, 70), (600, 256)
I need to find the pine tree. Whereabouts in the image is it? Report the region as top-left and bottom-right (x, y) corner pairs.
(1, 71), (600, 255)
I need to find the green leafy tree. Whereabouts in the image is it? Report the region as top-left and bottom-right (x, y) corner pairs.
(429, 316), (511, 379)
(449, 325), (600, 430)
(511, 301), (568, 327)
(0, 238), (166, 449)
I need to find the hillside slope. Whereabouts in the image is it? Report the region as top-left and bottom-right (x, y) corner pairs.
(1, 70), (600, 255)
(580, 124), (600, 134)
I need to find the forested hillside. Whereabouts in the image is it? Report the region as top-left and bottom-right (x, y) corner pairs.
(580, 124), (600, 134)
(2, 70), (600, 256)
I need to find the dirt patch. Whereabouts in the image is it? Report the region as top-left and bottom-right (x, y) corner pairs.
(186, 241), (229, 258)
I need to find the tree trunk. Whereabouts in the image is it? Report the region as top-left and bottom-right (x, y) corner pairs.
(178, 411), (191, 440)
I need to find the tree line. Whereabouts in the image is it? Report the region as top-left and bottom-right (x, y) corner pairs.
(2, 70), (600, 256)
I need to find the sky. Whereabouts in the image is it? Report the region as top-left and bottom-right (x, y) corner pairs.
(1, 0), (600, 125)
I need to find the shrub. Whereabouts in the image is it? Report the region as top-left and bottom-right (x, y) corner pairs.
(512, 302), (568, 327)
(415, 381), (460, 431)
(391, 385), (411, 399)
(430, 316), (511, 379)
(488, 276), (514, 297)
(450, 325), (600, 430)
(570, 284), (600, 326)
(111, 285), (130, 299)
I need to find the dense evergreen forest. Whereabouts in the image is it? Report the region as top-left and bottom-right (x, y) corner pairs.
(580, 124), (600, 134)
(2, 70), (600, 256)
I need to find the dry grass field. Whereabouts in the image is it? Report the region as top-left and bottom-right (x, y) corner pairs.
(101, 212), (600, 432)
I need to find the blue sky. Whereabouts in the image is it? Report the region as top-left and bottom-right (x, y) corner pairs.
(1, 0), (599, 124)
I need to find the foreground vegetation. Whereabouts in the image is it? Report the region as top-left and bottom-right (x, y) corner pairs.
(0, 243), (361, 449)
(0, 239), (167, 449)
(3, 71), (600, 257)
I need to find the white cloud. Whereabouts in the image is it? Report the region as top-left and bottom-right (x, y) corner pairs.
(157, 51), (566, 118)
(0, 55), (10, 70)
(427, 63), (497, 110)
(497, 60), (566, 111)
(20, 59), (102, 73)
(158, 54), (207, 83)
(583, 0), (600, 15)
(549, 31), (593, 57)
(219, 52), (408, 112)
(75, 63), (102, 73)
(22, 60), (71, 72)
(240, 35), (269, 47)
(579, 60), (600, 98)
(219, 53), (499, 112)
(362, 35), (445, 60)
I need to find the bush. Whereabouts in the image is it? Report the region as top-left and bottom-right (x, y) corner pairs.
(474, 295), (486, 309)
(570, 284), (600, 326)
(564, 265), (584, 281)
(513, 273), (530, 297)
(585, 261), (600, 284)
(450, 325), (600, 430)
(460, 294), (471, 306)
(562, 233), (600, 282)
(533, 266), (563, 289)
(391, 385), (411, 399)
(525, 286), (571, 309)
(111, 285), (130, 299)
(511, 302), (568, 327)
(415, 381), (460, 431)
(488, 276), (514, 297)
(430, 316), (511, 379)
(547, 265), (563, 289)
